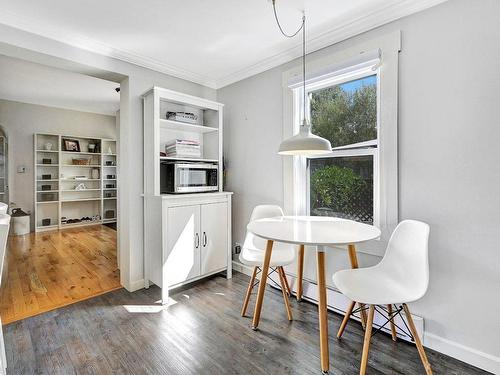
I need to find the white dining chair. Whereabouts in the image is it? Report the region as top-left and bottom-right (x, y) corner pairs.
(240, 205), (296, 321)
(333, 220), (432, 375)
(0, 203), (7, 215)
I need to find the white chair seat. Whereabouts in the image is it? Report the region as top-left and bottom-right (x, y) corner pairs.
(239, 244), (295, 267)
(333, 267), (418, 305)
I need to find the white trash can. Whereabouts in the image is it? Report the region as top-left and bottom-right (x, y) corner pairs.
(11, 208), (30, 235)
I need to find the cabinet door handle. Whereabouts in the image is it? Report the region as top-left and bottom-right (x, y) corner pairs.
(203, 232), (207, 247)
(195, 233), (200, 248)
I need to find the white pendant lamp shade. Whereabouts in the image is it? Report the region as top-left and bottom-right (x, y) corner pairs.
(278, 120), (332, 156)
(271, 1), (332, 156)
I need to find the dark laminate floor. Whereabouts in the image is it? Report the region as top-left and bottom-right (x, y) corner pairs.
(4, 272), (490, 375)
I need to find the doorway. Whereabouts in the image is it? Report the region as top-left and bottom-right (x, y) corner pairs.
(0, 54), (121, 324)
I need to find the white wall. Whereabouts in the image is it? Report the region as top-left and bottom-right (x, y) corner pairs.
(0, 99), (116, 228)
(218, 0), (500, 372)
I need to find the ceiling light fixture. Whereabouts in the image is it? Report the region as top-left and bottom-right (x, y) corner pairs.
(273, 0), (332, 156)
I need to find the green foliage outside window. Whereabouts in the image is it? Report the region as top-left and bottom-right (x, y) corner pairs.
(310, 79), (377, 148)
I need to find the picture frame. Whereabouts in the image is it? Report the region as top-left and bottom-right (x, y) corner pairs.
(63, 138), (80, 152)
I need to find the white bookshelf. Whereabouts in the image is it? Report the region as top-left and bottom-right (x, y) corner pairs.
(34, 133), (118, 232)
(142, 87), (232, 302)
(143, 87), (224, 196)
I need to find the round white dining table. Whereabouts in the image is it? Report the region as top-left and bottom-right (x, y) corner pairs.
(247, 216), (381, 374)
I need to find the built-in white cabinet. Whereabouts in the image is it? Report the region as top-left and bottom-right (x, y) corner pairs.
(164, 201), (228, 287)
(165, 204), (201, 287)
(144, 193), (232, 303)
(200, 202), (228, 275)
(143, 87), (232, 303)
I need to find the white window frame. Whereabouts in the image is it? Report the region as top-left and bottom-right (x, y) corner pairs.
(282, 31), (400, 256)
(300, 68), (380, 227)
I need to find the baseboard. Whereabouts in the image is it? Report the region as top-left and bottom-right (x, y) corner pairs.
(424, 333), (500, 374)
(232, 260), (498, 374)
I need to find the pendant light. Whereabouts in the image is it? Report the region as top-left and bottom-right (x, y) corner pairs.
(273, 0), (332, 156)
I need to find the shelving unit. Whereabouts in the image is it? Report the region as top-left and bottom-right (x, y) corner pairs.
(143, 87), (224, 195)
(34, 133), (118, 232)
(143, 87), (232, 303)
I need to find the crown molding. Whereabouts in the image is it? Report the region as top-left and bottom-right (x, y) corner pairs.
(0, 1), (448, 90)
(213, 0), (449, 88)
(0, 9), (218, 89)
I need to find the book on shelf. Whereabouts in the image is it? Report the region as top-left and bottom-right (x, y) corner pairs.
(165, 139), (201, 158)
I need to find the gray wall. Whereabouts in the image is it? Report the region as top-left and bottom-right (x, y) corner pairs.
(0, 99), (116, 229)
(218, 0), (500, 366)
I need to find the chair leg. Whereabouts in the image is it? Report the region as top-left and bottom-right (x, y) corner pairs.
(348, 244), (367, 329)
(337, 300), (356, 339)
(402, 304), (433, 375)
(277, 266), (293, 321)
(360, 305), (375, 375)
(387, 304), (397, 341)
(241, 267), (258, 317)
(279, 267), (291, 296)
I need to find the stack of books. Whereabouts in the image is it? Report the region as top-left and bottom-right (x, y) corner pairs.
(165, 139), (201, 158)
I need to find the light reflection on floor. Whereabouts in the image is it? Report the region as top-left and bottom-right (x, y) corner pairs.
(123, 297), (178, 313)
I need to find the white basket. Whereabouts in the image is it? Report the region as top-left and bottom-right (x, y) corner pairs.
(12, 215), (30, 235)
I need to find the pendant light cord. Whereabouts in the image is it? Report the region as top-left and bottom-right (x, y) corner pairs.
(272, 0), (307, 126)
(272, 0), (304, 38)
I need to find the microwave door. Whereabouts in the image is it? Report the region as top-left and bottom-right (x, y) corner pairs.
(173, 163), (218, 193)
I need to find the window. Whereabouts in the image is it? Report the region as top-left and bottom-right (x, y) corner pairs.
(283, 34), (400, 256)
(303, 73), (379, 225)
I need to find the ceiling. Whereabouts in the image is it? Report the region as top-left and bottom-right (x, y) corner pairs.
(0, 0), (447, 89)
(0, 55), (120, 115)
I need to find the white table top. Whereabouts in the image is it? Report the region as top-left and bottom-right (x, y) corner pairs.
(247, 216), (381, 246)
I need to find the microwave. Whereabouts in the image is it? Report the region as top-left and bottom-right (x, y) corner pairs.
(160, 161), (218, 194)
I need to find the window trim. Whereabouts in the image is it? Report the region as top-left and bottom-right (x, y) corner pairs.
(282, 31), (400, 257)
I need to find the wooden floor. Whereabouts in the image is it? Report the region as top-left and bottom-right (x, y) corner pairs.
(3, 272), (489, 375)
(0, 225), (120, 325)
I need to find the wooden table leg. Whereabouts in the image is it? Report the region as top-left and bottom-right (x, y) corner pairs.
(297, 244), (305, 301)
(251, 240), (273, 330)
(348, 244), (367, 328)
(316, 246), (329, 373)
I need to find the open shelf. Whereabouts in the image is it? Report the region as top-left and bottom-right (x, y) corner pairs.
(61, 178), (100, 182)
(61, 221), (102, 229)
(160, 119), (218, 134)
(61, 198), (102, 202)
(61, 189), (101, 192)
(35, 134), (118, 232)
(61, 151), (102, 155)
(61, 164), (101, 167)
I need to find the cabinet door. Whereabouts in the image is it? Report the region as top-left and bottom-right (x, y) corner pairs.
(165, 204), (201, 287)
(200, 202), (228, 275)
